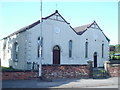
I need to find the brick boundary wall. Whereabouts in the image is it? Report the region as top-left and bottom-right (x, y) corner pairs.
(2, 64), (90, 80)
(2, 71), (38, 80)
(42, 65), (90, 80)
(108, 64), (120, 77)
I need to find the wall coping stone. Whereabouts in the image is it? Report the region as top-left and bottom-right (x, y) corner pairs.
(42, 64), (88, 66)
(2, 70), (38, 72)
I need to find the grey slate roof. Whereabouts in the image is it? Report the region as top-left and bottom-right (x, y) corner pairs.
(74, 23), (93, 35)
(74, 21), (110, 42)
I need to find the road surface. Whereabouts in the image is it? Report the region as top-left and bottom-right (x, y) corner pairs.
(2, 77), (119, 88)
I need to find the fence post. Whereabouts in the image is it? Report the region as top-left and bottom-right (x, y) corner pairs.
(104, 61), (110, 72)
(104, 61), (110, 77)
(87, 60), (93, 78)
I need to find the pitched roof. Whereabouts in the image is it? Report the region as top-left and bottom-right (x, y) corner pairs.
(74, 22), (94, 35)
(2, 11), (110, 42)
(42, 10), (70, 24)
(42, 10), (77, 34)
(3, 20), (40, 39)
(2, 10), (71, 40)
(74, 21), (110, 42)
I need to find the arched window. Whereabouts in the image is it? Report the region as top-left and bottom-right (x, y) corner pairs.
(14, 41), (19, 61)
(102, 44), (104, 58)
(85, 42), (88, 58)
(3, 42), (6, 60)
(69, 40), (72, 58)
(37, 37), (40, 58)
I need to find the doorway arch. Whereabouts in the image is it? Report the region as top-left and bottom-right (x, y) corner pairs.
(94, 52), (97, 68)
(53, 45), (60, 64)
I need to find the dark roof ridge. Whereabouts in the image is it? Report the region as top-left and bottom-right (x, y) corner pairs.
(42, 10), (70, 24)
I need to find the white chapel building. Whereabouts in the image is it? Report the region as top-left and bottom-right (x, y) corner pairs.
(0, 10), (110, 70)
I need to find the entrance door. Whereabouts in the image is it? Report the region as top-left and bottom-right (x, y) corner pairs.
(53, 45), (60, 64)
(94, 52), (97, 68)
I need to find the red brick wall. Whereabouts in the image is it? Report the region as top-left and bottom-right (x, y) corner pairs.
(2, 71), (38, 80)
(2, 65), (90, 80)
(42, 65), (90, 79)
(108, 65), (120, 77)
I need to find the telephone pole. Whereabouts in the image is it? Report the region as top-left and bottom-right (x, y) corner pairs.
(38, 0), (42, 80)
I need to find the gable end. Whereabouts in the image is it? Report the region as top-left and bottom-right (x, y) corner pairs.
(74, 21), (110, 42)
(42, 10), (70, 24)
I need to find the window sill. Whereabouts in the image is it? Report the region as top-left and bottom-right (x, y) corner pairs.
(37, 57), (44, 60)
(69, 57), (73, 60)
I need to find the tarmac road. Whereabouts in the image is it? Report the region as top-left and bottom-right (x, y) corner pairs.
(2, 77), (119, 88)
